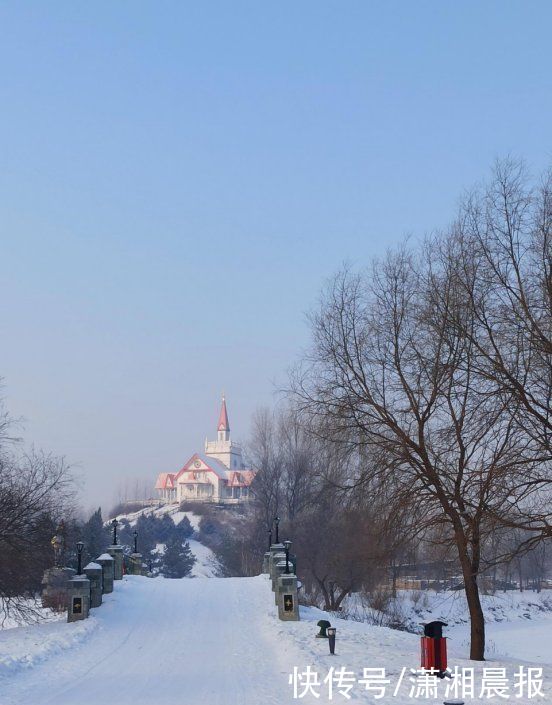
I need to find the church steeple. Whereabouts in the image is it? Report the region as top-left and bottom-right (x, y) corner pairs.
(217, 395), (230, 442)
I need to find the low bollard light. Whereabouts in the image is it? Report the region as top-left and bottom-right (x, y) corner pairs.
(327, 627), (336, 655)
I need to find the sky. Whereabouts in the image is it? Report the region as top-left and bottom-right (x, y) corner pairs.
(1, 2), (551, 512)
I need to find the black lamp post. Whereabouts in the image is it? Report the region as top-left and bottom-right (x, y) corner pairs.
(267, 528), (273, 550)
(274, 516), (280, 544)
(133, 530), (138, 553)
(111, 518), (118, 545)
(76, 540), (84, 575)
(283, 539), (292, 574)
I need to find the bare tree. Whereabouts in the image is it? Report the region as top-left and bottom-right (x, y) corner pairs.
(247, 407), (284, 530)
(451, 160), (552, 543)
(0, 392), (76, 624)
(0, 446), (75, 624)
(292, 232), (543, 659)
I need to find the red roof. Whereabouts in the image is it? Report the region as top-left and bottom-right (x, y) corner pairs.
(218, 396), (230, 432)
(228, 470), (256, 487)
(154, 472), (176, 490)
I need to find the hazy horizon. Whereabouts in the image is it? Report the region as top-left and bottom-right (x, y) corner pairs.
(2, 2), (551, 512)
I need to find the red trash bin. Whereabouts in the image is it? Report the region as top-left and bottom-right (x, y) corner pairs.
(420, 621), (448, 677)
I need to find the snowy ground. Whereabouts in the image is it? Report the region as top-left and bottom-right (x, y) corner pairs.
(113, 503), (193, 526)
(0, 599), (62, 631)
(0, 574), (550, 705)
(343, 588), (552, 664)
(188, 538), (219, 578)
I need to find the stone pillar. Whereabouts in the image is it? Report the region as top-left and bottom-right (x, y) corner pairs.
(268, 543), (284, 570)
(272, 560), (289, 595)
(129, 552), (143, 575)
(67, 575), (90, 623)
(41, 567), (75, 612)
(96, 553), (115, 593)
(277, 574), (300, 621)
(262, 552), (271, 574)
(84, 562), (103, 608)
(107, 545), (124, 580)
(269, 551), (286, 583)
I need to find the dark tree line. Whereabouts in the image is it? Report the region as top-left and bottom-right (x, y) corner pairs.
(0, 397), (75, 624)
(115, 511), (195, 577)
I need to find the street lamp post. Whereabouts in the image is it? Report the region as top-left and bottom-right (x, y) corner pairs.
(133, 530), (138, 553)
(111, 518), (118, 545)
(283, 539), (292, 574)
(76, 540), (84, 575)
(274, 516), (280, 544)
(267, 528), (273, 550)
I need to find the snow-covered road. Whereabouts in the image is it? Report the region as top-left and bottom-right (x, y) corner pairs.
(1, 575), (551, 705)
(0, 575), (306, 705)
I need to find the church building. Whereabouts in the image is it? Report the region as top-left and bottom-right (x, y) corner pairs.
(154, 397), (256, 504)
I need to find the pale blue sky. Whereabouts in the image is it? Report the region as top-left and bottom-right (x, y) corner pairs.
(1, 2), (550, 510)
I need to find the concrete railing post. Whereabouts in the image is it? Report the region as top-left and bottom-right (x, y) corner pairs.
(107, 545), (124, 580)
(84, 562), (103, 608)
(67, 574), (90, 623)
(269, 553), (286, 589)
(96, 553), (115, 594)
(41, 567), (75, 612)
(130, 552), (143, 575)
(276, 573), (300, 621)
(273, 560), (289, 598)
(268, 543), (284, 577)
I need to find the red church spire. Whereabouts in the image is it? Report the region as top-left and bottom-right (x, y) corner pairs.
(218, 395), (230, 432)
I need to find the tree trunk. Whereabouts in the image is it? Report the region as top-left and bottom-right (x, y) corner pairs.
(454, 529), (486, 660)
(462, 567), (486, 660)
(317, 578), (331, 611)
(333, 587), (350, 611)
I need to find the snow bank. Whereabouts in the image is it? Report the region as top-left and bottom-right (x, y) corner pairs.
(343, 587), (552, 630)
(341, 588), (552, 664)
(0, 598), (63, 631)
(0, 614), (98, 677)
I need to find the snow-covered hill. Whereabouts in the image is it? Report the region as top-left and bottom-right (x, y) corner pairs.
(113, 503), (221, 577)
(0, 575), (550, 705)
